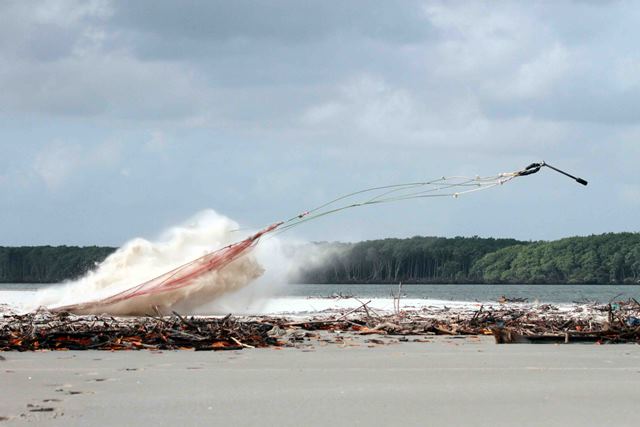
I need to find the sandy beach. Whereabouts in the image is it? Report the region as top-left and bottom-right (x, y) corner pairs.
(2, 335), (640, 427)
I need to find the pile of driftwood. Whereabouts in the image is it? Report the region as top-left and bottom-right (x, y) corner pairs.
(282, 298), (640, 344)
(0, 311), (281, 351)
(2, 299), (640, 351)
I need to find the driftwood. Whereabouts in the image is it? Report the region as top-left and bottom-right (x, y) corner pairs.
(0, 311), (281, 351)
(493, 327), (640, 344)
(2, 298), (640, 350)
(279, 298), (640, 344)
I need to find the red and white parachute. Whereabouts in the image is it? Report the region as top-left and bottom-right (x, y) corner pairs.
(51, 222), (281, 315)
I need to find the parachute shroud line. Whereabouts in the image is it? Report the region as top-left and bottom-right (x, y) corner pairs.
(50, 162), (586, 315)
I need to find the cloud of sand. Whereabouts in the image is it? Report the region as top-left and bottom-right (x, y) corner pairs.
(33, 210), (293, 315)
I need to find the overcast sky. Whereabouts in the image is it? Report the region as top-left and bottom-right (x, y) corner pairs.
(1, 0), (638, 246)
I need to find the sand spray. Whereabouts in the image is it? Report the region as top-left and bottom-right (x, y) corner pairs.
(33, 210), (292, 315)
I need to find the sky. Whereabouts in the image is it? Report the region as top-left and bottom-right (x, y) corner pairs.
(1, 0), (638, 246)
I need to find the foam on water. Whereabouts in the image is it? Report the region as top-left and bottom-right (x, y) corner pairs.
(0, 287), (584, 319)
(0, 290), (37, 313)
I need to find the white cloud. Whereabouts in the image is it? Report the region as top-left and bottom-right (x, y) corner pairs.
(145, 130), (168, 151)
(346, 76), (415, 135)
(620, 185), (640, 205)
(301, 102), (346, 125)
(33, 142), (83, 189)
(33, 0), (112, 27)
(33, 139), (124, 190)
(0, 51), (211, 121)
(614, 56), (640, 90)
(425, 2), (535, 76)
(300, 75), (418, 139)
(0, 0), (212, 123)
(300, 74), (569, 153)
(505, 44), (571, 99)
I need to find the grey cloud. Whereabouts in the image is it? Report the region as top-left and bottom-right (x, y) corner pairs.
(1, 1), (638, 245)
(112, 0), (432, 45)
(0, 52), (211, 119)
(0, 0), (111, 60)
(2, 0), (638, 127)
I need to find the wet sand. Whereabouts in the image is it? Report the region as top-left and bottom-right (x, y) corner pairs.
(2, 336), (640, 426)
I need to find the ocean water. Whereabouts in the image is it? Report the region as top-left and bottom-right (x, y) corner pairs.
(2, 283), (639, 316)
(280, 283), (640, 304)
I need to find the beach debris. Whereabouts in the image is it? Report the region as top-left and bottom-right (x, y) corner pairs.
(263, 298), (640, 345)
(0, 310), (282, 351)
(314, 292), (354, 300)
(28, 407), (55, 413)
(497, 295), (528, 304)
(4, 297), (637, 351)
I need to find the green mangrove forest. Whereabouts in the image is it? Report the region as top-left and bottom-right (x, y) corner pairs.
(295, 233), (640, 284)
(1, 232), (639, 284)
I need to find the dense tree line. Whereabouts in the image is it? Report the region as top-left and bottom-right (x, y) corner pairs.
(470, 233), (640, 284)
(295, 233), (640, 284)
(2, 233), (639, 284)
(295, 236), (526, 284)
(0, 246), (115, 283)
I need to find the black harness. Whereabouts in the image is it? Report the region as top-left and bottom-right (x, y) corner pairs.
(517, 161), (588, 186)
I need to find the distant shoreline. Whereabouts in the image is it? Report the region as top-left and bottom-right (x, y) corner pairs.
(2, 231), (639, 285)
(2, 281), (638, 286)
